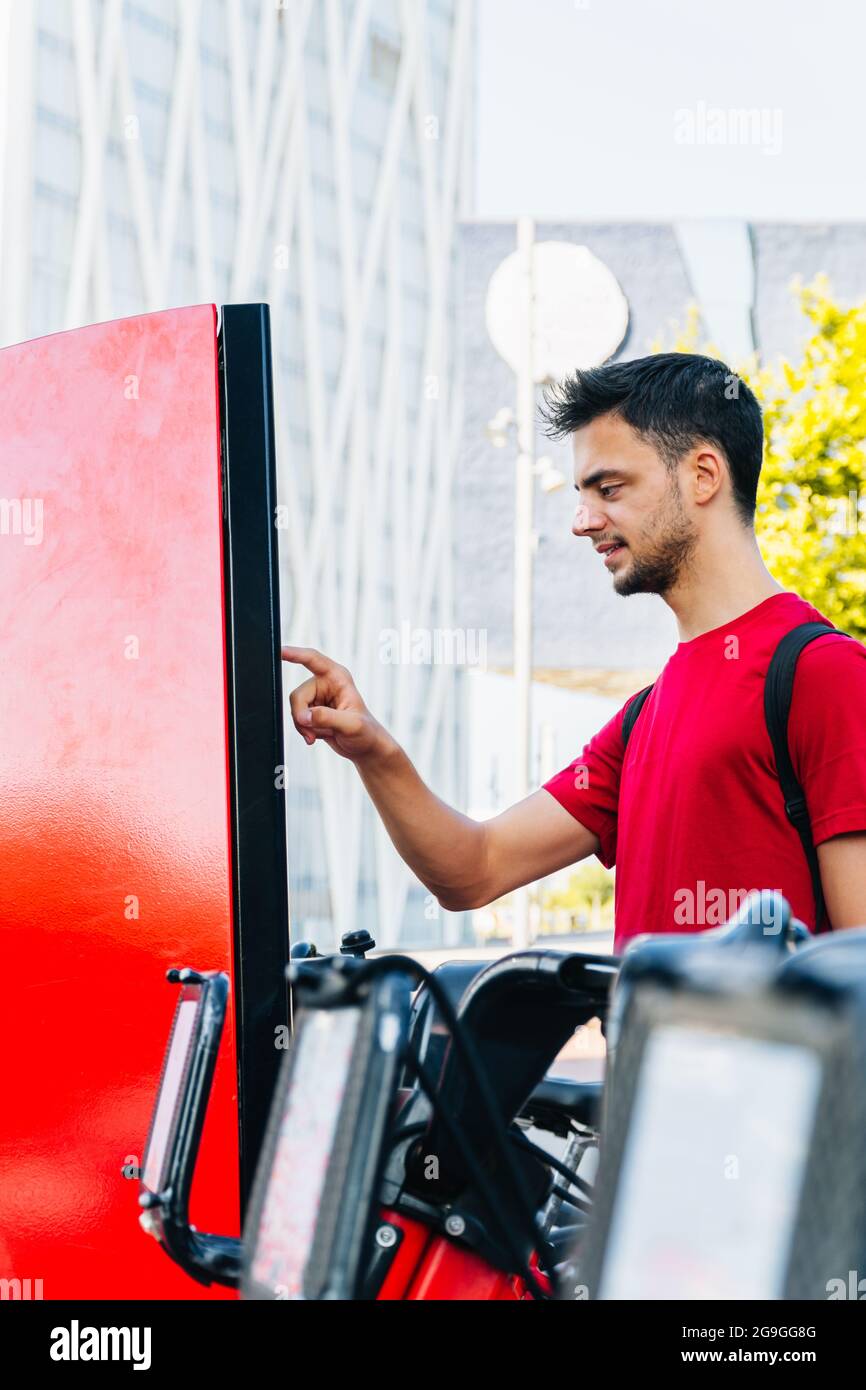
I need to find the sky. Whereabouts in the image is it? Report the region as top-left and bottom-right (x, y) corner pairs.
(476, 0), (866, 222)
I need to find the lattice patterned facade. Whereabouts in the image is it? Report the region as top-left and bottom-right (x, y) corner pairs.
(0, 0), (475, 948)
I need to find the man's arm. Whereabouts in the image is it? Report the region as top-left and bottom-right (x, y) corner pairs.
(358, 747), (600, 909)
(817, 831), (866, 930)
(787, 636), (866, 932)
(282, 646), (600, 910)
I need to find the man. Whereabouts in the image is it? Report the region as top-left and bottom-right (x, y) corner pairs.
(283, 353), (866, 950)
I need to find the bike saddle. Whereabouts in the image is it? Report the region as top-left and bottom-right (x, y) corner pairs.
(520, 1076), (603, 1135)
(422, 949), (617, 1186)
(399, 959), (492, 1088)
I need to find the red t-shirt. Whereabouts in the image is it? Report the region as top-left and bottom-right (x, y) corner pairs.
(542, 592), (866, 952)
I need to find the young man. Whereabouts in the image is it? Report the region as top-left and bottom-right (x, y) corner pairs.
(283, 353), (866, 950)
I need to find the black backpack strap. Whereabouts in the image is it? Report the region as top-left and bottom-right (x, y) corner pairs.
(621, 683), (654, 749)
(764, 622), (849, 934)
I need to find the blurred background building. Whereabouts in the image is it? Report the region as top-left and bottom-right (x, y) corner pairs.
(0, 0), (475, 951)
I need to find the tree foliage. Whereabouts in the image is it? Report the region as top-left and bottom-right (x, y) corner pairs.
(541, 861), (614, 911)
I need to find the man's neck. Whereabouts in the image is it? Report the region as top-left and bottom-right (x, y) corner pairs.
(663, 532), (786, 643)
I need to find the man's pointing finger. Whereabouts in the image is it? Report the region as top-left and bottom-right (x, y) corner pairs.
(281, 645), (332, 675)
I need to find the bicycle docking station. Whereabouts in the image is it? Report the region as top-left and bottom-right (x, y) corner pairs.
(137, 888), (866, 1301)
(574, 891), (866, 1300)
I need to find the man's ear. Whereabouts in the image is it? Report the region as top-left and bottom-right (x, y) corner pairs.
(691, 446), (725, 506)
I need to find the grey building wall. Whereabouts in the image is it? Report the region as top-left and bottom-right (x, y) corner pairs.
(752, 223), (866, 359)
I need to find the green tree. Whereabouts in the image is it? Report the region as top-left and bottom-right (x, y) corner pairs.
(654, 278), (866, 640)
(541, 862), (614, 932)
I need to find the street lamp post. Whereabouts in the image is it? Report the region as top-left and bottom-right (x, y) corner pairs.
(512, 216), (537, 949)
(485, 230), (629, 952)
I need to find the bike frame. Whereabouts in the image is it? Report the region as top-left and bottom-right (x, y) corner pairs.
(374, 1210), (551, 1300)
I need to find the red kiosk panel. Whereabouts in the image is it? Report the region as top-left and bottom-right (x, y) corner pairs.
(0, 306), (239, 1297)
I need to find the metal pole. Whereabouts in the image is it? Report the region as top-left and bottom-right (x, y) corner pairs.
(512, 215), (535, 950)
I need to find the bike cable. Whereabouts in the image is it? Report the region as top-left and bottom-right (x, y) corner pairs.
(359, 953), (559, 1299)
(510, 1127), (595, 1201)
(401, 1042), (552, 1300)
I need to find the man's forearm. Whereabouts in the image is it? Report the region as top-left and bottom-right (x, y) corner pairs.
(355, 736), (487, 909)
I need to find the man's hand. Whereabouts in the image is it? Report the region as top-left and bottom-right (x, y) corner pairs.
(281, 646), (392, 762)
(281, 648), (598, 911)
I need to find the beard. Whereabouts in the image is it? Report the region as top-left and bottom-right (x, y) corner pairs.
(612, 482), (699, 598)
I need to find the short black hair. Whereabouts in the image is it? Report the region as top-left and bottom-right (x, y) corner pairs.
(539, 352), (764, 526)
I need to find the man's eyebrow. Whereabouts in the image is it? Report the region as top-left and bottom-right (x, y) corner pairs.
(574, 468), (622, 493)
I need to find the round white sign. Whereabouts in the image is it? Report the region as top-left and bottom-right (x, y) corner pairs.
(485, 241), (629, 383)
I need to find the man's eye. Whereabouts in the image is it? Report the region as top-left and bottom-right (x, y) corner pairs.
(600, 485), (620, 499)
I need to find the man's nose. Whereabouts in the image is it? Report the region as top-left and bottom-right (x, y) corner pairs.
(572, 502), (606, 537)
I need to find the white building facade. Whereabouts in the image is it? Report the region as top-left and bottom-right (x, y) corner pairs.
(0, 0), (476, 949)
